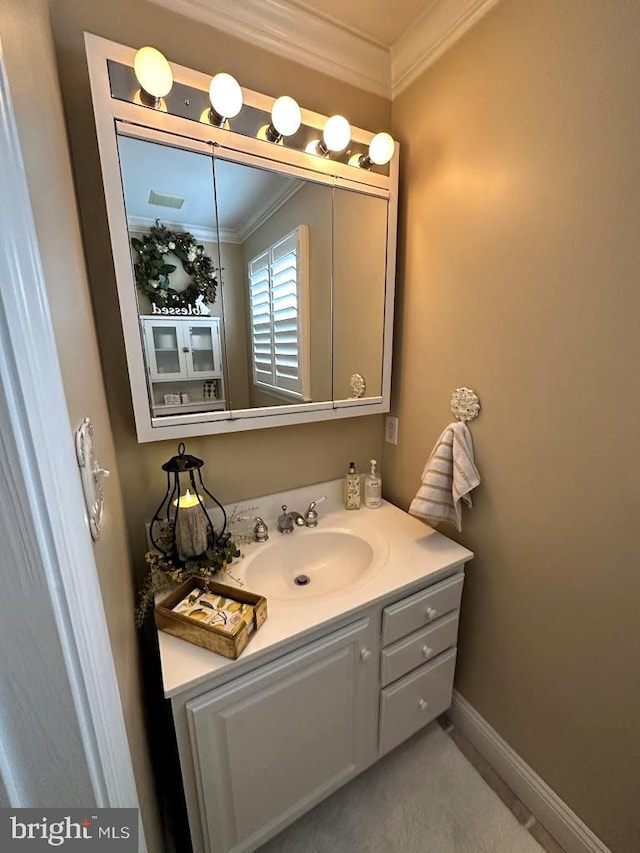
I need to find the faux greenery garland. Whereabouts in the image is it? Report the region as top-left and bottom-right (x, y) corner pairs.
(132, 221), (218, 310)
(135, 521), (241, 627)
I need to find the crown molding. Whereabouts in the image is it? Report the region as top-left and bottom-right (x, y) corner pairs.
(148, 0), (391, 98)
(149, 0), (501, 103)
(127, 216), (237, 244)
(391, 0), (502, 98)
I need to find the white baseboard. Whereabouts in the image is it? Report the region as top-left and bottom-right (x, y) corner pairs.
(449, 691), (610, 853)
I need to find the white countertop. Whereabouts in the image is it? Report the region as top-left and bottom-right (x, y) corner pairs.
(157, 480), (473, 698)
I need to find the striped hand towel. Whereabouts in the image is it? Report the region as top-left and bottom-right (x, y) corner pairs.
(409, 421), (480, 532)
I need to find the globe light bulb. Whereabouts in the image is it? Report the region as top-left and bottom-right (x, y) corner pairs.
(208, 73), (243, 121)
(133, 47), (173, 104)
(368, 132), (395, 165)
(322, 115), (351, 153)
(271, 96), (302, 137)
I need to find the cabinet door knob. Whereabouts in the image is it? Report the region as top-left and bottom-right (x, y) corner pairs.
(182, 347), (190, 353)
(418, 698), (429, 711)
(421, 645), (433, 658)
(425, 606), (438, 620)
(360, 648), (372, 661)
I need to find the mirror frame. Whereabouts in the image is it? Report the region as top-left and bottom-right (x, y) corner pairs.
(86, 34), (398, 443)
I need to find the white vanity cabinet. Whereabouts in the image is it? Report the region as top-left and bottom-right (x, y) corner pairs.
(168, 566), (467, 853)
(185, 618), (378, 853)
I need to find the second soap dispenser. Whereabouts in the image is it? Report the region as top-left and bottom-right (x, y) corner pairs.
(363, 459), (382, 508)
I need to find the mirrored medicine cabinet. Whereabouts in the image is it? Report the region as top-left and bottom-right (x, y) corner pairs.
(86, 34), (398, 442)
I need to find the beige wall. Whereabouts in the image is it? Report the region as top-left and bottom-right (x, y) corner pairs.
(387, 1), (640, 849)
(0, 0), (162, 849)
(243, 181), (333, 405)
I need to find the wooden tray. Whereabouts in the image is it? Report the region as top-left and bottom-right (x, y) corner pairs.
(155, 577), (267, 660)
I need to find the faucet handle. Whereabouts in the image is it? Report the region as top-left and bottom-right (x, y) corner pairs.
(237, 514), (269, 542)
(305, 495), (327, 527)
(253, 517), (269, 542)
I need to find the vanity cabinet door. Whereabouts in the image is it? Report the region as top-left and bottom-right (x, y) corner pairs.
(186, 618), (378, 853)
(142, 318), (189, 382)
(184, 318), (222, 380)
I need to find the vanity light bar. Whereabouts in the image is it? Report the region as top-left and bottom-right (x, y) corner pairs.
(131, 45), (395, 168)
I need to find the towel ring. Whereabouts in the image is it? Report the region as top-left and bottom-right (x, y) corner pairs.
(450, 387), (480, 423)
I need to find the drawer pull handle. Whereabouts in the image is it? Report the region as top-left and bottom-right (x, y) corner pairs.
(425, 607), (438, 620)
(422, 645), (433, 658)
(360, 648), (372, 662)
(418, 698), (429, 711)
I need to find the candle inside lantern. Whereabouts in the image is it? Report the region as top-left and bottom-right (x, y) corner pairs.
(172, 489), (208, 560)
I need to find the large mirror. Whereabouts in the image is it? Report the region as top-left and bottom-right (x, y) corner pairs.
(117, 133), (388, 425)
(88, 36), (397, 441)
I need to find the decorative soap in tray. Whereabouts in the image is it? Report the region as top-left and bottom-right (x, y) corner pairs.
(155, 577), (267, 660)
(172, 589), (254, 636)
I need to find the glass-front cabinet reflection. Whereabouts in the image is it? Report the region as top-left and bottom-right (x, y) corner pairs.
(142, 317), (225, 416)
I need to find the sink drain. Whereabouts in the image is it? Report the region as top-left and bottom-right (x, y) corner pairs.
(294, 574), (311, 586)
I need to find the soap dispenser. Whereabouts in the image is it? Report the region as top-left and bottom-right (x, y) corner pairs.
(344, 461), (361, 510)
(363, 459), (382, 508)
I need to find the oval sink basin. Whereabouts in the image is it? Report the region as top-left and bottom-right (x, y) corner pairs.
(243, 528), (389, 600)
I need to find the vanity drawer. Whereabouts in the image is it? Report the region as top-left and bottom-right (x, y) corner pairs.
(381, 573), (464, 646)
(380, 612), (459, 687)
(379, 648), (457, 755)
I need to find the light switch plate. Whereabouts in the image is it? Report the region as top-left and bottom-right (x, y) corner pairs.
(385, 416), (398, 445)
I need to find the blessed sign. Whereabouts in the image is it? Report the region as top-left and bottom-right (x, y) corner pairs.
(150, 303), (203, 316)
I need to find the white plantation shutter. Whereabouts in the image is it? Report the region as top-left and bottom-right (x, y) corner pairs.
(248, 226), (310, 400)
(248, 251), (272, 386)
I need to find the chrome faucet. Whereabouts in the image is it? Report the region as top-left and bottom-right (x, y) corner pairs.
(277, 496), (327, 533)
(277, 505), (305, 533)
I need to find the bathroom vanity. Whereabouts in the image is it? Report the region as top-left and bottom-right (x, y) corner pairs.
(157, 481), (473, 853)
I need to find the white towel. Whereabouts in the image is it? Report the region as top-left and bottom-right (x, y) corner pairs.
(409, 421), (480, 532)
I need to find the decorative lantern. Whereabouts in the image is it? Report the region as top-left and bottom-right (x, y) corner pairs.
(150, 443), (227, 564)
